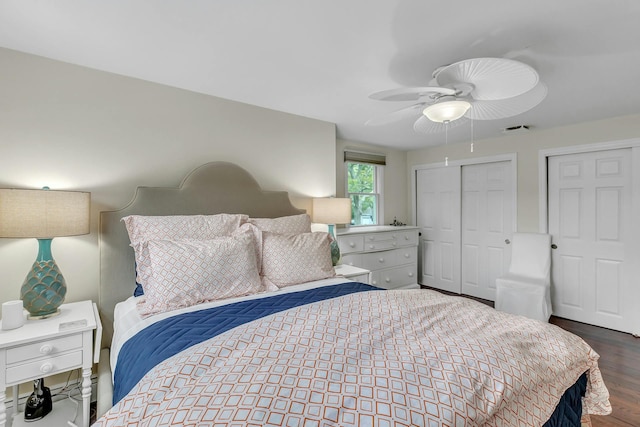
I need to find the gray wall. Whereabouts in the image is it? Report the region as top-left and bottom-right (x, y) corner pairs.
(0, 48), (336, 305)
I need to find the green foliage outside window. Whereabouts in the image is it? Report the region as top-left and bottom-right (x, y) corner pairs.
(347, 162), (377, 225)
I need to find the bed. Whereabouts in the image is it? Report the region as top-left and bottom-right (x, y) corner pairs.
(94, 162), (611, 426)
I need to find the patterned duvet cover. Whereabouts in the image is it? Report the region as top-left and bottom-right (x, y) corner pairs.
(95, 283), (611, 426)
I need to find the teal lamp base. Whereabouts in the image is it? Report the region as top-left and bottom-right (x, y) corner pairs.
(328, 224), (341, 266)
(20, 239), (66, 319)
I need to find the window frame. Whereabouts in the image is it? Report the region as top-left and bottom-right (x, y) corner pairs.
(345, 160), (384, 227)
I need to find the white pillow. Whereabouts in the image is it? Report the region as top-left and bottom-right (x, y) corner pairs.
(136, 229), (263, 317)
(261, 231), (335, 288)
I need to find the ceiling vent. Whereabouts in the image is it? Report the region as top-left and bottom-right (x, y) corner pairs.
(502, 125), (530, 134)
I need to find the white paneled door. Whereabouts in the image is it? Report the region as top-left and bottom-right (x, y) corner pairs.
(461, 162), (513, 300)
(548, 148), (636, 333)
(416, 160), (513, 299)
(416, 167), (461, 293)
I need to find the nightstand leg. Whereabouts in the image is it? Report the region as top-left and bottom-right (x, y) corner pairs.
(11, 385), (18, 416)
(81, 368), (91, 427)
(0, 389), (5, 427)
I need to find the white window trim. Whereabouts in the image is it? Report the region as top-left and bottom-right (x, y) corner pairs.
(345, 161), (384, 227)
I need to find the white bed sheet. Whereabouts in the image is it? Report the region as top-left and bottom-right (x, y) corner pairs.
(110, 276), (355, 380)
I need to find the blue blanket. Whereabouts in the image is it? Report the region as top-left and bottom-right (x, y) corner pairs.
(113, 282), (380, 404)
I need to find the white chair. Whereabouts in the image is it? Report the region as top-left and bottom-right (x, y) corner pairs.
(495, 232), (552, 322)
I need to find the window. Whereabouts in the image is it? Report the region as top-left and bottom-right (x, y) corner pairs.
(345, 151), (385, 226)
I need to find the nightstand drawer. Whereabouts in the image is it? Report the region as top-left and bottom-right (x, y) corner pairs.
(6, 333), (82, 364)
(6, 350), (83, 384)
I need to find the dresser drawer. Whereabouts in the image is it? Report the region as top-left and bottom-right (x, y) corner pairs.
(360, 250), (397, 270)
(361, 230), (419, 252)
(370, 264), (418, 290)
(341, 253), (363, 267)
(392, 229), (419, 247)
(6, 351), (83, 384)
(337, 235), (364, 254)
(6, 333), (83, 365)
(363, 239), (398, 252)
(395, 246), (417, 265)
(360, 247), (417, 270)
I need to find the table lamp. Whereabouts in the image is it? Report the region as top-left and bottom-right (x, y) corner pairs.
(312, 198), (351, 266)
(0, 188), (90, 319)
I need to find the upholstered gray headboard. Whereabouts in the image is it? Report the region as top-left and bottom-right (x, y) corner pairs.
(99, 162), (305, 345)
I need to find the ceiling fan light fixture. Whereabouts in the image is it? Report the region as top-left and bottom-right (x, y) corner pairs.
(423, 100), (471, 123)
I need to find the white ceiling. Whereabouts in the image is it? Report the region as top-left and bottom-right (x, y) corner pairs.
(1, 0), (640, 150)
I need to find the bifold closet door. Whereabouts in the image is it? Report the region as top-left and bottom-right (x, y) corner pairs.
(416, 167), (461, 294)
(461, 161), (513, 301)
(416, 161), (513, 298)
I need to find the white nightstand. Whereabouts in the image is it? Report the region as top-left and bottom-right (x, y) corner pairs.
(335, 264), (371, 284)
(0, 301), (101, 427)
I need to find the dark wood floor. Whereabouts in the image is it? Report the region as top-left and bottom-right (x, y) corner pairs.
(428, 288), (640, 426)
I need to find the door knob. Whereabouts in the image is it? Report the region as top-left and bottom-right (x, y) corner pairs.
(551, 244), (558, 249)
(505, 239), (510, 244)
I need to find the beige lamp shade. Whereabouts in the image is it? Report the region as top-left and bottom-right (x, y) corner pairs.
(312, 198), (351, 225)
(0, 188), (90, 238)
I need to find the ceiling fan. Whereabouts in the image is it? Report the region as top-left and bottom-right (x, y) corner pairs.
(367, 57), (547, 134)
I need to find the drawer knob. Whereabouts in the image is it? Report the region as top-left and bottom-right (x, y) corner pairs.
(405, 235), (410, 240)
(408, 272), (414, 277)
(404, 253), (410, 258)
(40, 344), (53, 355)
(378, 258), (385, 263)
(392, 242), (397, 247)
(385, 277), (391, 283)
(349, 242), (356, 248)
(369, 245), (375, 249)
(372, 280), (377, 285)
(369, 236), (374, 241)
(40, 362), (53, 374)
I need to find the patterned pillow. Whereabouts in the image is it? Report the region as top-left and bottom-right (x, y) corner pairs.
(122, 214), (247, 291)
(123, 214), (247, 244)
(248, 214), (311, 234)
(136, 229), (262, 317)
(261, 231), (335, 288)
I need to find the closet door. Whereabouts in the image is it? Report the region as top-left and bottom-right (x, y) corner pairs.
(548, 148), (636, 333)
(416, 167), (461, 293)
(461, 162), (513, 300)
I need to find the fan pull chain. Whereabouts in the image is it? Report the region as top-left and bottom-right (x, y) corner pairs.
(470, 108), (474, 153)
(445, 120), (449, 166)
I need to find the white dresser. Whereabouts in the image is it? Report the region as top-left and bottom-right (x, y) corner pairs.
(336, 226), (420, 290)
